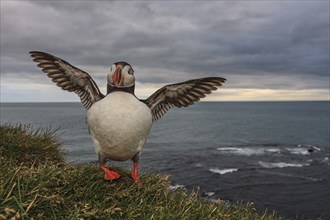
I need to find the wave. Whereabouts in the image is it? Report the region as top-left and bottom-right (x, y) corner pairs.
(169, 184), (185, 190)
(203, 192), (215, 197)
(258, 161), (309, 169)
(266, 148), (281, 153)
(286, 147), (310, 155)
(209, 168), (238, 175)
(288, 145), (322, 155)
(217, 144), (322, 156)
(216, 147), (280, 156)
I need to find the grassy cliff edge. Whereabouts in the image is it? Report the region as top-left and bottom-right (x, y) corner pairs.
(0, 124), (283, 219)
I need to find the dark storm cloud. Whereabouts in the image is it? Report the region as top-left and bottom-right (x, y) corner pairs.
(1, 1), (329, 101)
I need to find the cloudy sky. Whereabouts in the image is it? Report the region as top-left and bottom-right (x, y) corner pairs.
(1, 1), (329, 102)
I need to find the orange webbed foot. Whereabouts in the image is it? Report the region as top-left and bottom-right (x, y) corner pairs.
(101, 165), (121, 181)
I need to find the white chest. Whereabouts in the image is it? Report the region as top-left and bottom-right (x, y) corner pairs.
(86, 92), (153, 161)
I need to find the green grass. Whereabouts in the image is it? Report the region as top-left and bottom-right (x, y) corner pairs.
(0, 124), (284, 219)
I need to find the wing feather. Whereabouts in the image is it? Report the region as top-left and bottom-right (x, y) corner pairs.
(30, 51), (104, 109)
(143, 77), (226, 121)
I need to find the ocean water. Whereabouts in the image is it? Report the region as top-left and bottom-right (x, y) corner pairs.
(1, 101), (329, 219)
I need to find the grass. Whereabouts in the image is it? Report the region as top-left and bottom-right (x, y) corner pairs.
(0, 124), (285, 219)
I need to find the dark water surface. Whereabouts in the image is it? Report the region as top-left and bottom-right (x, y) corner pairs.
(1, 101), (329, 219)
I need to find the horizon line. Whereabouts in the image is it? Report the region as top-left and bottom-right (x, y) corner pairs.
(1, 100), (329, 104)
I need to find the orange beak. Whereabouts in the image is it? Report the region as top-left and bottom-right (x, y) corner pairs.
(112, 65), (122, 87)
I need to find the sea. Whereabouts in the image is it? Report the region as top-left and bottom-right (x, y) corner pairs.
(1, 101), (329, 219)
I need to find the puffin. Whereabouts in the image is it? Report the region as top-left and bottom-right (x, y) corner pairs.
(30, 51), (226, 184)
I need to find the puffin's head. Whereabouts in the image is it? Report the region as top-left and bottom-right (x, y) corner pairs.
(107, 61), (135, 88)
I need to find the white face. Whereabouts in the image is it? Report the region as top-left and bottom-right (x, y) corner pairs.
(107, 63), (135, 88)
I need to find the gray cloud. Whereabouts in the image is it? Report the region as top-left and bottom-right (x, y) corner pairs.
(1, 1), (329, 101)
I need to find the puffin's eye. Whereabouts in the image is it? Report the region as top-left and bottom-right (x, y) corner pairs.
(128, 68), (134, 75)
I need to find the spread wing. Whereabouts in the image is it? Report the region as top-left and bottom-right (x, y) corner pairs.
(30, 51), (104, 109)
(142, 77), (226, 122)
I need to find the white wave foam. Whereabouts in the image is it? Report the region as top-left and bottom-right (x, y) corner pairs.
(169, 184), (185, 190)
(311, 146), (321, 151)
(217, 145), (321, 156)
(217, 147), (281, 156)
(209, 168), (238, 175)
(217, 147), (265, 156)
(258, 161), (309, 169)
(286, 148), (309, 155)
(266, 148), (281, 153)
(288, 145), (322, 155)
(204, 192), (215, 197)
